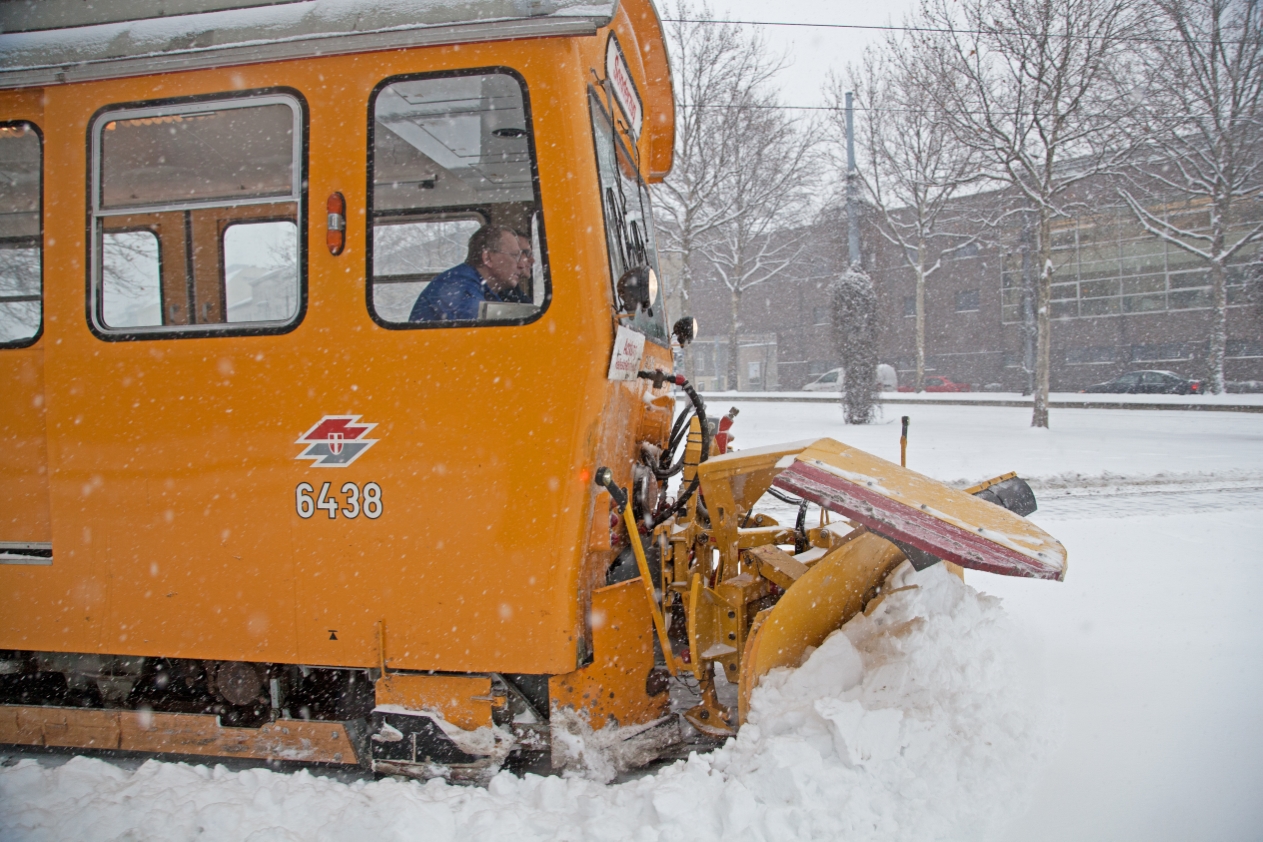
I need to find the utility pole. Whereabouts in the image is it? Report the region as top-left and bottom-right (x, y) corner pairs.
(846, 91), (861, 268)
(833, 91), (876, 424)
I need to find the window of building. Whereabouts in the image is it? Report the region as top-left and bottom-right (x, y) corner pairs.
(1000, 206), (1260, 323)
(1226, 339), (1263, 359)
(0, 123), (41, 347)
(368, 71), (548, 328)
(1065, 345), (1119, 365)
(1131, 342), (1195, 363)
(953, 241), (981, 260)
(955, 289), (980, 312)
(813, 306), (829, 325)
(90, 94), (304, 337)
(1000, 260), (1026, 323)
(903, 295), (916, 317)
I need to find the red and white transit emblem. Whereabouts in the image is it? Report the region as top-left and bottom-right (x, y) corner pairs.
(295, 415), (378, 467)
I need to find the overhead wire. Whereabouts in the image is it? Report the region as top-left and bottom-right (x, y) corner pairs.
(663, 16), (1242, 113)
(659, 16), (1219, 46)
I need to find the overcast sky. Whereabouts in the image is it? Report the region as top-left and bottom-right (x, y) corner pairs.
(667, 0), (919, 109)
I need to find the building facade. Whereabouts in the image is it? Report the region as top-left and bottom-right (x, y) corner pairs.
(666, 189), (1263, 392)
(871, 197), (1263, 391)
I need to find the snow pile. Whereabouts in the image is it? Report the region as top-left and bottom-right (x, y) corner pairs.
(719, 562), (1054, 839)
(549, 707), (679, 784)
(0, 563), (1053, 842)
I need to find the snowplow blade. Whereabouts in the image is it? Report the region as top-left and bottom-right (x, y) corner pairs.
(730, 438), (1065, 722)
(772, 439), (1065, 581)
(738, 530), (905, 723)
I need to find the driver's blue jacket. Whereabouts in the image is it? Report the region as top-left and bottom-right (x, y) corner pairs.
(408, 263), (505, 322)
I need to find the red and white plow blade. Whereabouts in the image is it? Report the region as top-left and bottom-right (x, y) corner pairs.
(771, 440), (1066, 581)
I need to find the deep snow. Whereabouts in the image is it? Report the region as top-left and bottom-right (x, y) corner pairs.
(3, 401), (1261, 841)
(982, 508), (1263, 842)
(0, 562), (1051, 842)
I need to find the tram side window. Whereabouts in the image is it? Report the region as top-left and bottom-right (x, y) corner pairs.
(589, 96), (667, 345)
(369, 72), (548, 327)
(101, 230), (162, 328)
(223, 220), (298, 323)
(90, 94), (304, 336)
(0, 123), (41, 347)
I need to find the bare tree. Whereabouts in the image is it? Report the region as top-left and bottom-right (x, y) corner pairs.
(835, 39), (985, 394)
(655, 3), (783, 378)
(1119, 0), (1263, 394)
(699, 88), (817, 390)
(922, 0), (1139, 426)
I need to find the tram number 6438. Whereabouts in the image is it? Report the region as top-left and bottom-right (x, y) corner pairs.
(296, 482), (382, 520)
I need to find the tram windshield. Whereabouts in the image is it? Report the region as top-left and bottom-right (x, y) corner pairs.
(590, 96), (667, 345)
(369, 72), (547, 327)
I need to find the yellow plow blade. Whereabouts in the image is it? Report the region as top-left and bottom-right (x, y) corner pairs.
(738, 530), (905, 723)
(716, 438), (1066, 724)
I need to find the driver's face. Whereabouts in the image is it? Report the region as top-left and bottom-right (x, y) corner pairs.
(480, 230), (522, 293)
(515, 236), (534, 282)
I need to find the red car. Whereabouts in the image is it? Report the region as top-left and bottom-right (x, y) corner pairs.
(897, 376), (972, 393)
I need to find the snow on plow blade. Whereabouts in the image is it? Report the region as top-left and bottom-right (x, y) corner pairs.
(772, 439), (1066, 581)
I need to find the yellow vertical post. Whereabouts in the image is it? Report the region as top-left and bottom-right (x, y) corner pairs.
(900, 415), (910, 468)
(594, 467), (680, 677)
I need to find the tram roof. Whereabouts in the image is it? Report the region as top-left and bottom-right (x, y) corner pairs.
(0, 0), (619, 89)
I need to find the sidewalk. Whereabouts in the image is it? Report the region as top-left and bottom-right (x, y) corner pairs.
(696, 390), (1263, 413)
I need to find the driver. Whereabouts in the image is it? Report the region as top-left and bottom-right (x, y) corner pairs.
(500, 230), (535, 304)
(408, 225), (523, 322)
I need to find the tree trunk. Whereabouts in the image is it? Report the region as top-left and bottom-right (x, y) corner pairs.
(915, 248), (926, 393)
(726, 287), (742, 391)
(1209, 258), (1228, 394)
(1020, 211), (1036, 396)
(1032, 212), (1053, 428)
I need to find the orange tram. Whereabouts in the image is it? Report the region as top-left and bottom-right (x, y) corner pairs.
(0, 0), (1065, 779)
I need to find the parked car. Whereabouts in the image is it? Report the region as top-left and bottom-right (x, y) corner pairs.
(802, 368), (843, 391)
(897, 375), (972, 393)
(802, 365), (900, 392)
(1083, 370), (1202, 395)
(876, 363), (898, 392)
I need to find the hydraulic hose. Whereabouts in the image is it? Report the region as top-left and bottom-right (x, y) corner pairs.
(767, 485), (810, 552)
(638, 370), (709, 527)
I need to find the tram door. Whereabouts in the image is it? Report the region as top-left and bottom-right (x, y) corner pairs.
(0, 119), (50, 559)
(31, 90), (311, 660)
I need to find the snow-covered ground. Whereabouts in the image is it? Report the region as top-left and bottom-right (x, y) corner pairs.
(718, 400), (1263, 483)
(982, 510), (1263, 842)
(707, 390), (1263, 407)
(3, 402), (1261, 841)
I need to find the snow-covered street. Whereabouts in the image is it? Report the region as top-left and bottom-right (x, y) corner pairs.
(3, 401), (1261, 841)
